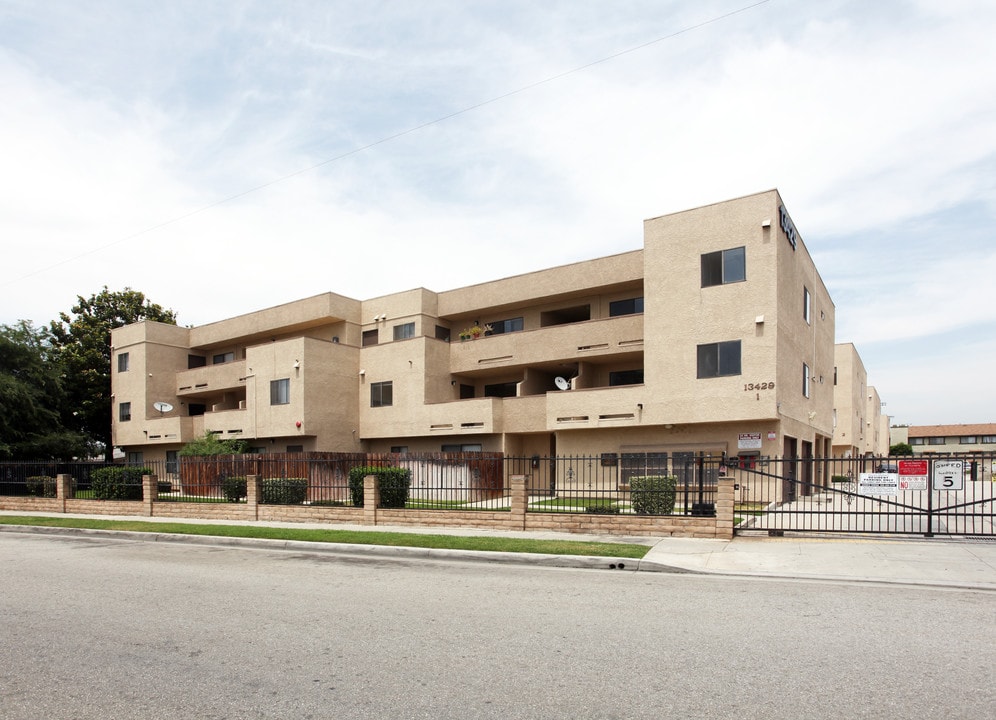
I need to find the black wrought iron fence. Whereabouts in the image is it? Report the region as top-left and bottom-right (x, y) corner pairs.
(513, 455), (717, 516)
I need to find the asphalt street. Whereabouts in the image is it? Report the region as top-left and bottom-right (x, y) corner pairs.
(2, 532), (994, 720)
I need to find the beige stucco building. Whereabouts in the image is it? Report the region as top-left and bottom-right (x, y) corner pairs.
(112, 189), (839, 477)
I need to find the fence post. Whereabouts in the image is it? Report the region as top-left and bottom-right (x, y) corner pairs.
(143, 475), (157, 517)
(246, 474), (260, 520)
(715, 475), (735, 539)
(57, 473), (72, 513)
(363, 474), (379, 525)
(510, 475), (527, 530)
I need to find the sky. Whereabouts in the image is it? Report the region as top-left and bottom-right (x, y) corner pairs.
(1, 0), (994, 427)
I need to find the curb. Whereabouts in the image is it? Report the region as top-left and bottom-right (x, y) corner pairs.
(0, 523), (653, 573)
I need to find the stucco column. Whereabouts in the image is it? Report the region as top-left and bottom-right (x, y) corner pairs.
(142, 474), (158, 517)
(715, 475), (735, 540)
(57, 473), (72, 513)
(363, 474), (379, 526)
(246, 474), (260, 520)
(510, 475), (527, 530)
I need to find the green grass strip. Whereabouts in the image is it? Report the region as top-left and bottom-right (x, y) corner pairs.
(0, 515), (650, 559)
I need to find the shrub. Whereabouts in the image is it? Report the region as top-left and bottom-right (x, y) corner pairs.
(90, 466), (149, 501)
(348, 466), (411, 508)
(261, 477), (308, 505)
(630, 475), (677, 515)
(222, 476), (248, 502)
(585, 504), (621, 514)
(26, 475), (57, 498)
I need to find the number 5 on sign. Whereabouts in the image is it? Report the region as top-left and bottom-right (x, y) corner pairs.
(932, 460), (964, 491)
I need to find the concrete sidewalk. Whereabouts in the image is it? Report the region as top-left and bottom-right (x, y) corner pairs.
(2, 510), (995, 590)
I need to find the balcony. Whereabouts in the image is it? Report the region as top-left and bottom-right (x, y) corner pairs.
(449, 314), (644, 374)
(546, 385), (646, 430)
(177, 360), (247, 398)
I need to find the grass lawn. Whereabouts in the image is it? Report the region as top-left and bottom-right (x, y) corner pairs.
(0, 515), (651, 558)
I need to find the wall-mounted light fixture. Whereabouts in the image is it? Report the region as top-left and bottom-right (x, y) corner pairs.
(761, 219), (771, 228)
(755, 315), (765, 324)
(637, 403), (643, 410)
(359, 369), (365, 376)
(293, 360), (300, 369)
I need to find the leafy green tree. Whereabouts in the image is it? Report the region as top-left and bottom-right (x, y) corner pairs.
(48, 287), (177, 461)
(889, 442), (914, 456)
(0, 321), (89, 459)
(178, 431), (251, 456)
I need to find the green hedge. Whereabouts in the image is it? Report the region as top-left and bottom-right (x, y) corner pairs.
(348, 466), (411, 508)
(261, 477), (308, 505)
(630, 475), (677, 515)
(90, 466), (150, 501)
(222, 476), (248, 502)
(26, 475), (57, 498)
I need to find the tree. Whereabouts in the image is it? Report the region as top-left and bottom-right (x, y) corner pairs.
(48, 287), (177, 461)
(0, 321), (89, 459)
(889, 442), (914, 456)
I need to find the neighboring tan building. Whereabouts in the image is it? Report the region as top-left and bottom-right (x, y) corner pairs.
(112, 189), (838, 481)
(831, 343), (867, 457)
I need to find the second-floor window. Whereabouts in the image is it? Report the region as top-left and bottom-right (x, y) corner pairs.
(117, 352), (129, 372)
(119, 402), (131, 422)
(213, 352), (235, 364)
(696, 341), (741, 378)
(609, 369), (644, 386)
(701, 247), (746, 287)
(487, 317), (524, 335)
(803, 363), (811, 398)
(804, 287), (811, 324)
(371, 381), (393, 407)
(270, 378), (290, 405)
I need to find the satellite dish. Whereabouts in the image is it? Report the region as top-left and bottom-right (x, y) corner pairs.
(554, 376), (570, 391)
(153, 401), (174, 414)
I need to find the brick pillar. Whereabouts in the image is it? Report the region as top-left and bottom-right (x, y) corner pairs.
(246, 474), (260, 520)
(57, 473), (72, 513)
(510, 475), (527, 530)
(715, 475), (735, 540)
(143, 474), (158, 517)
(363, 474), (378, 526)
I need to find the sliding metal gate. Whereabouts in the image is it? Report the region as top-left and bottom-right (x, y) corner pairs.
(725, 455), (996, 538)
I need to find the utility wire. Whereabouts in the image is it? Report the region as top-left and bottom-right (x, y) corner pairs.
(6, 0), (772, 287)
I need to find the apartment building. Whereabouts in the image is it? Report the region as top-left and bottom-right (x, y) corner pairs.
(891, 424), (996, 455)
(111, 189), (837, 474)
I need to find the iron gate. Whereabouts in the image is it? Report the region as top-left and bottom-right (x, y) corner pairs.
(725, 454), (996, 538)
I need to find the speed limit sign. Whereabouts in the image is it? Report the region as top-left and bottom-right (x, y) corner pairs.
(932, 460), (964, 491)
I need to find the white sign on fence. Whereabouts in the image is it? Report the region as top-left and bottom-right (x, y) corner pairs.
(932, 460), (964, 491)
(858, 472), (899, 496)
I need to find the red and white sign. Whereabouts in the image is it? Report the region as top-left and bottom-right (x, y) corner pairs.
(898, 459), (928, 490)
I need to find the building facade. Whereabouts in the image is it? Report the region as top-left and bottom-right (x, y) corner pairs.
(112, 190), (838, 478)
(891, 424), (996, 456)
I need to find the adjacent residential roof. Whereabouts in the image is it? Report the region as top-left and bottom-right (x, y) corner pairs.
(908, 423), (996, 438)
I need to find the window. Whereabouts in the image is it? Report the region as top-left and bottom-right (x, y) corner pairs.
(960, 436), (978, 445)
(119, 402), (131, 422)
(803, 363), (810, 398)
(371, 381), (393, 407)
(390, 446), (409, 454)
(117, 352), (129, 372)
(982, 436), (996, 444)
(609, 297), (644, 317)
(696, 341), (742, 378)
(270, 378), (290, 405)
(803, 287), (811, 324)
(701, 247), (746, 287)
(165, 451), (178, 475)
(910, 437), (924, 445)
(609, 369), (644, 386)
(928, 437), (946, 445)
(487, 317), (524, 335)
(286, 445), (304, 453)
(484, 381), (517, 398)
(435, 325), (450, 342)
(213, 352), (235, 364)
(362, 329), (379, 347)
(126, 451), (143, 465)
(393, 322), (415, 341)
(188, 355), (207, 369)
(459, 384), (475, 399)
(442, 443), (482, 452)
(621, 452), (668, 483)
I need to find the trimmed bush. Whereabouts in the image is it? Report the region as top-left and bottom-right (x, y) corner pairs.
(630, 475), (677, 515)
(26, 475), (57, 498)
(261, 477), (308, 505)
(585, 504), (621, 514)
(348, 466), (411, 508)
(90, 466), (149, 501)
(222, 476), (248, 502)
